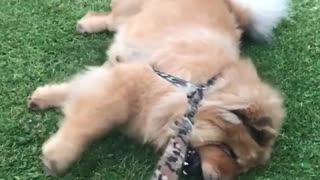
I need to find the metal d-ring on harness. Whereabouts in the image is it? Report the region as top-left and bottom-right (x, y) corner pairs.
(151, 70), (216, 180)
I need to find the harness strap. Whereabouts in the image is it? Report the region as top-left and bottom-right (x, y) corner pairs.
(151, 70), (216, 180)
(154, 70), (216, 90)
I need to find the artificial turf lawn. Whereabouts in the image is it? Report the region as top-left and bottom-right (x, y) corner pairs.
(0, 0), (319, 179)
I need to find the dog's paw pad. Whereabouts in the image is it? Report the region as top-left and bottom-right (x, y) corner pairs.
(28, 97), (40, 110)
(28, 96), (49, 110)
(28, 96), (43, 110)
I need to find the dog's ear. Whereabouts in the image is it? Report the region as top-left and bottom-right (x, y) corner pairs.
(230, 109), (277, 147)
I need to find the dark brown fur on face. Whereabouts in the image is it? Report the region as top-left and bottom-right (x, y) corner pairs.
(232, 110), (276, 146)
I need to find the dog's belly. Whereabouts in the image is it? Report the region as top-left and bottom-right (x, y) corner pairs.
(107, 25), (236, 67)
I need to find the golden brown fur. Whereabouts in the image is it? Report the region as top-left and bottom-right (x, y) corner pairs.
(28, 0), (286, 179)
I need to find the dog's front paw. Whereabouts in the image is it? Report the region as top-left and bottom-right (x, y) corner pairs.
(27, 86), (49, 110)
(28, 85), (55, 110)
(41, 134), (79, 176)
(76, 20), (89, 33)
(198, 145), (239, 180)
(234, 148), (258, 167)
(201, 162), (221, 180)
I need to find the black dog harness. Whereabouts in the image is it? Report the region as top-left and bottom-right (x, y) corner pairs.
(151, 70), (216, 180)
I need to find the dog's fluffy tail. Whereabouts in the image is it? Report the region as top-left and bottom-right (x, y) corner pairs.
(228, 0), (290, 41)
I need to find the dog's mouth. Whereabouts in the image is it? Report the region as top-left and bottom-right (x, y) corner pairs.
(182, 146), (202, 176)
(182, 144), (237, 177)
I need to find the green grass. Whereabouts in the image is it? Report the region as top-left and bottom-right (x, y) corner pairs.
(0, 0), (319, 179)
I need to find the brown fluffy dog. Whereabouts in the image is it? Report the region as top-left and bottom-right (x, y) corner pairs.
(28, 0), (289, 179)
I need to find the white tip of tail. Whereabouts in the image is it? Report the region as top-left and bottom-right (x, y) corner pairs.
(236, 0), (290, 40)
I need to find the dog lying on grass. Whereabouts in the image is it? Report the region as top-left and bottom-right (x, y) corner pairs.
(28, 0), (289, 179)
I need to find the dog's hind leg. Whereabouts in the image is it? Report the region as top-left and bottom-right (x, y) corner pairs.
(76, 12), (114, 33)
(77, 0), (147, 33)
(28, 83), (71, 110)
